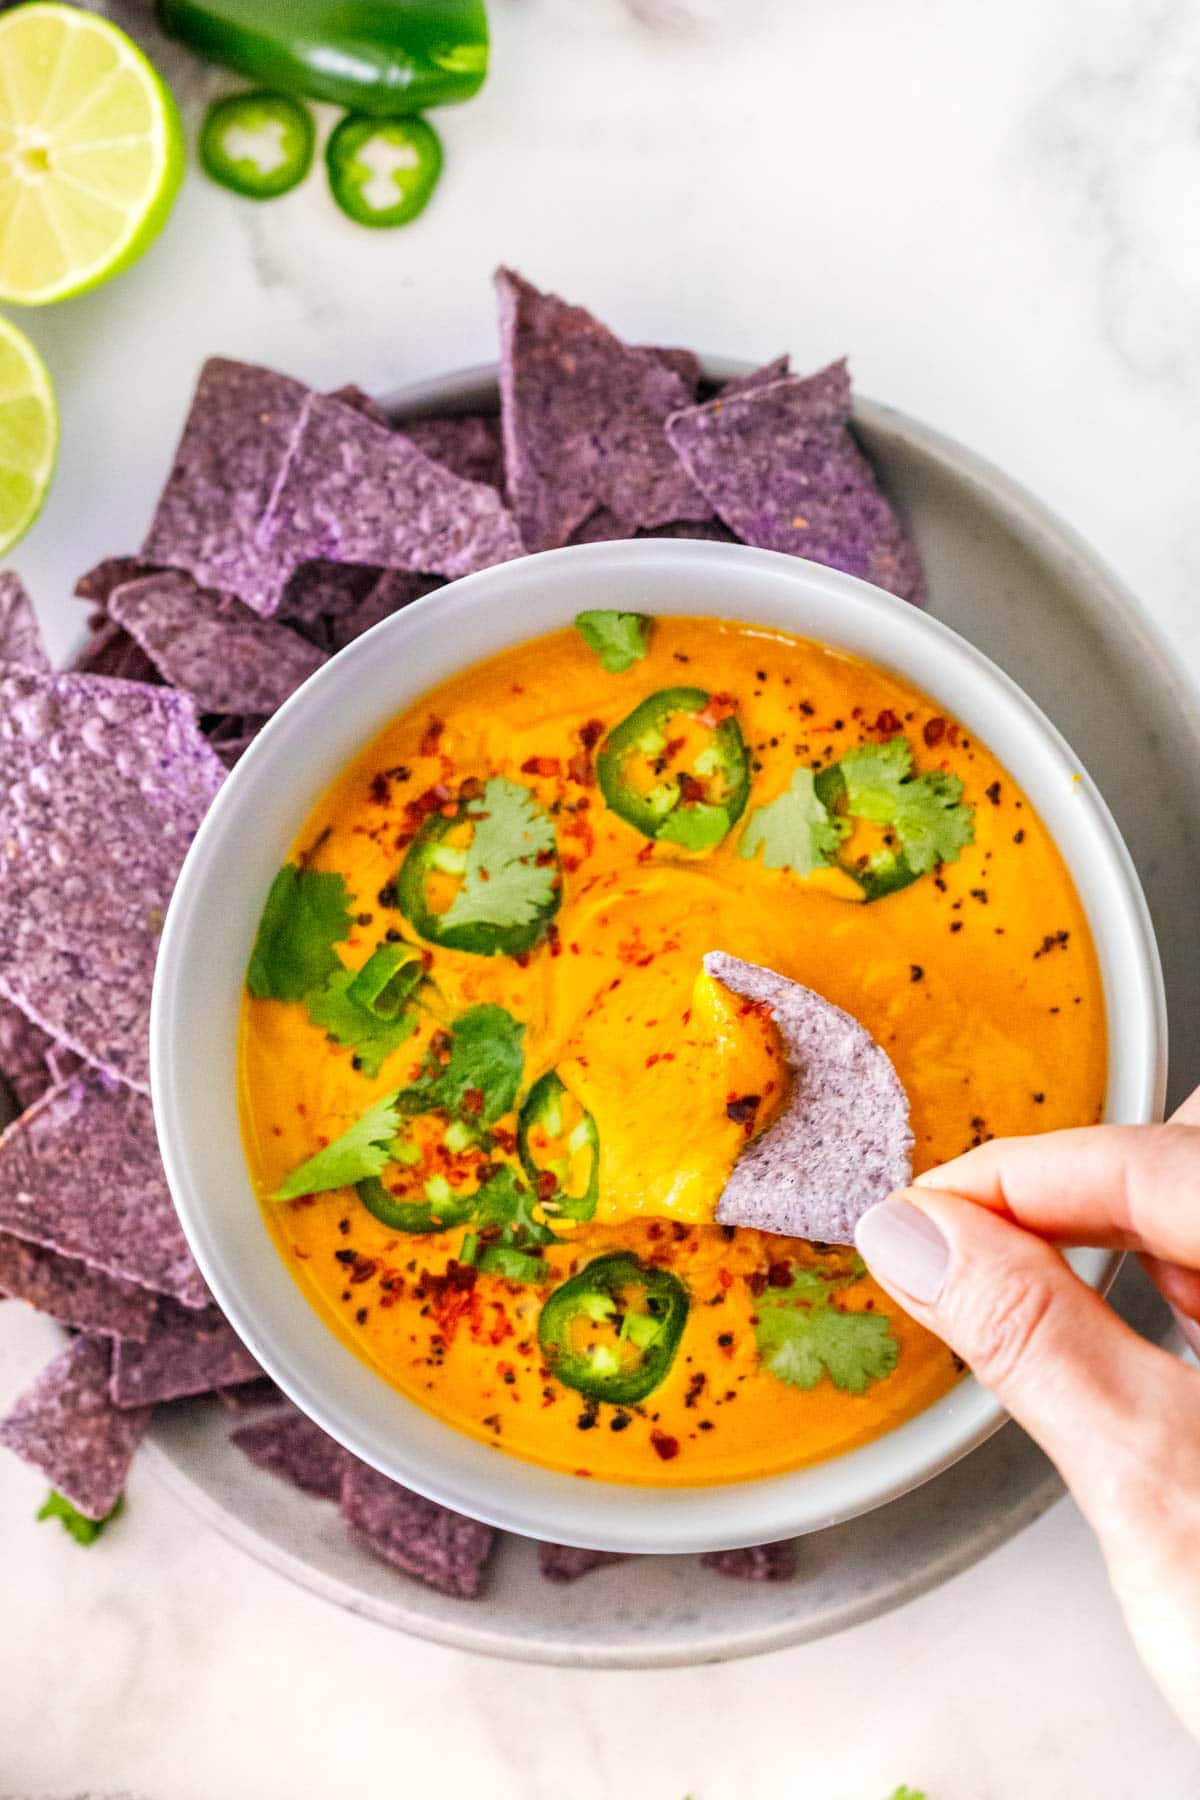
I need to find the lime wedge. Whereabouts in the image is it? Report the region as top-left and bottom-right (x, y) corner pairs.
(0, 4), (184, 306)
(0, 314), (57, 554)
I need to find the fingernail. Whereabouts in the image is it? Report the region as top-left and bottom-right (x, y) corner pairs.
(856, 1197), (950, 1304)
(1170, 1305), (1200, 1360)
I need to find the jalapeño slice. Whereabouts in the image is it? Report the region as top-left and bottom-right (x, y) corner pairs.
(394, 781), (560, 957)
(814, 739), (973, 902)
(356, 1173), (475, 1233)
(596, 687), (750, 850)
(325, 114), (442, 228)
(199, 90), (316, 199)
(537, 1253), (689, 1405)
(517, 1070), (599, 1223)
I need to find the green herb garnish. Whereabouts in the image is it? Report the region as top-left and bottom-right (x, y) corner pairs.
(574, 609), (652, 673)
(37, 1489), (123, 1546)
(273, 1090), (403, 1200)
(400, 1003), (525, 1126)
(739, 767), (845, 876)
(247, 864), (354, 1001)
(837, 737), (974, 875)
(755, 1263), (899, 1395)
(437, 777), (558, 937)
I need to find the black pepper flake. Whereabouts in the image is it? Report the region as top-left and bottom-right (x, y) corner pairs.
(1013, 829), (1026, 844)
(337, 1218), (351, 1235)
(950, 920), (963, 933)
(334, 1248), (358, 1266)
(609, 1412), (631, 1432)
(1034, 930), (1070, 960)
(985, 781), (1002, 805)
(355, 1306), (369, 1325)
(910, 964), (925, 982)
(1033, 1092), (1045, 1104)
(716, 1332), (734, 1348)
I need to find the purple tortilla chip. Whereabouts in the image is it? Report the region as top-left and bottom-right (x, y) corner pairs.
(0, 667), (224, 1091)
(44, 1042), (84, 1087)
(700, 1542), (797, 1581)
(340, 1459), (495, 1598)
(327, 569), (442, 650)
(68, 617), (164, 684)
(718, 354), (790, 399)
(142, 358), (310, 610)
(647, 345), (702, 392)
(73, 555), (162, 607)
(666, 363), (926, 606)
(638, 517), (739, 543)
(0, 1231), (156, 1339)
(0, 572), (47, 669)
(0, 997), (53, 1111)
(231, 1404), (348, 1498)
(0, 1070), (208, 1307)
(327, 382), (392, 430)
(255, 394), (524, 613)
(566, 508), (630, 545)
(204, 712), (269, 769)
(537, 1543), (626, 1582)
(214, 1377), (282, 1411)
(704, 951), (913, 1244)
(277, 560), (381, 638)
(106, 571), (326, 716)
(110, 1297), (261, 1407)
(0, 1335), (150, 1519)
(495, 268), (712, 549)
(403, 413), (504, 491)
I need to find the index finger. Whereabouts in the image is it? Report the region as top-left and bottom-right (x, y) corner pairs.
(914, 1122), (1200, 1268)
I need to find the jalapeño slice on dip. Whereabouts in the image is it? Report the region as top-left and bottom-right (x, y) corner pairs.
(239, 617), (1106, 1488)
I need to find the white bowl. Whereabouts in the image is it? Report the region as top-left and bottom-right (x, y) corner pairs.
(151, 538), (1166, 1553)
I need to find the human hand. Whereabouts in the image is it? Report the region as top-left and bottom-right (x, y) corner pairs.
(855, 1090), (1200, 1738)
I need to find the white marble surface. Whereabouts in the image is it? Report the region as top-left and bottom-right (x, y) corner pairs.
(4, 0), (1200, 1792)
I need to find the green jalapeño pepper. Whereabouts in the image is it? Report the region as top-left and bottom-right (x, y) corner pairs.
(156, 0), (489, 118)
(596, 687), (750, 852)
(356, 1171), (475, 1233)
(517, 1071), (599, 1222)
(394, 782), (560, 958)
(814, 738), (974, 902)
(537, 1254), (689, 1405)
(326, 114), (443, 228)
(346, 941), (426, 1019)
(198, 91), (315, 199)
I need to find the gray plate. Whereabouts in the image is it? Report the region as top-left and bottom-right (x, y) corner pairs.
(137, 364), (1199, 1667)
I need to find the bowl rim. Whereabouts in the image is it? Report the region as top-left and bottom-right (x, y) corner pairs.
(151, 539), (1166, 1557)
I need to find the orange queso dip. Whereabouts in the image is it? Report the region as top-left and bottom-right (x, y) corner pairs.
(239, 615), (1106, 1486)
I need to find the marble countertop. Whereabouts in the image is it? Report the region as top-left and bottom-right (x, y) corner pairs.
(4, 0), (1200, 1792)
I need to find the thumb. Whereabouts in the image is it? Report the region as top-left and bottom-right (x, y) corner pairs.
(855, 1189), (1182, 1523)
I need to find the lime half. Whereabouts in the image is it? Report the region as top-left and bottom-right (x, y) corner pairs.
(0, 4), (185, 306)
(0, 314), (57, 554)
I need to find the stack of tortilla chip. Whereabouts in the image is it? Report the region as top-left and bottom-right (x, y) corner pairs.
(0, 269), (925, 1592)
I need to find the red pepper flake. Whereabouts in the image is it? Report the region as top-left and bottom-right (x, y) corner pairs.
(874, 708), (902, 737)
(650, 1430), (680, 1461)
(369, 771), (392, 805)
(923, 716), (947, 747)
(567, 752), (593, 786)
(695, 692), (736, 729)
(536, 1169), (558, 1203)
(678, 772), (705, 804)
(419, 715), (445, 757)
(521, 755), (561, 778)
(460, 1087), (484, 1116)
(579, 718), (604, 751)
(725, 1093), (761, 1127)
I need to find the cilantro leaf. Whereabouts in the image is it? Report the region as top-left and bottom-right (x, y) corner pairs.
(739, 768), (845, 876)
(838, 736), (974, 875)
(37, 1489), (123, 1545)
(305, 967), (418, 1079)
(247, 864), (354, 1001)
(438, 778), (558, 935)
(888, 1789), (927, 1800)
(755, 1267), (899, 1395)
(574, 609), (652, 673)
(274, 1090), (403, 1200)
(656, 801), (730, 852)
(402, 1004), (525, 1125)
(474, 1163), (561, 1248)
